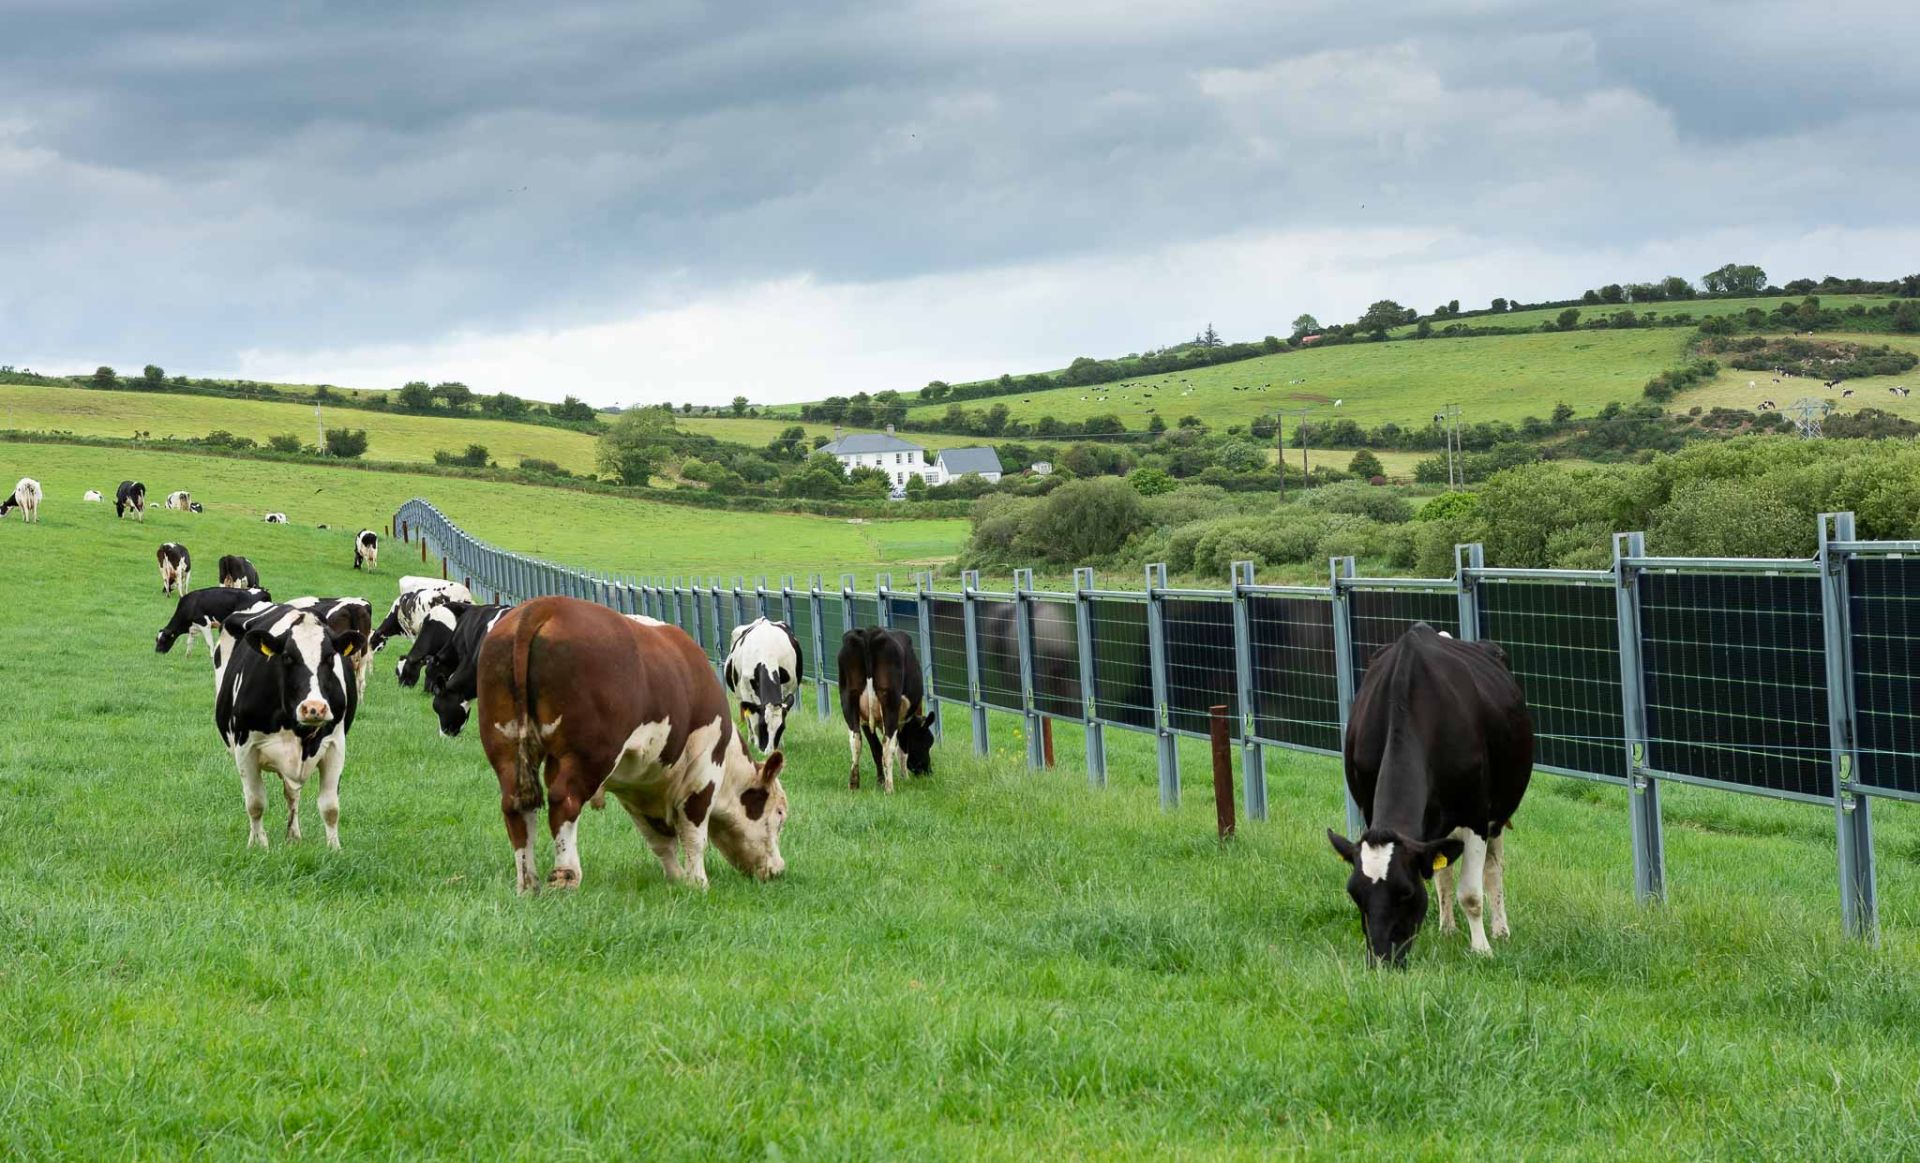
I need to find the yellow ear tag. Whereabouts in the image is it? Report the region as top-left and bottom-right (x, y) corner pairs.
(340, 642), (356, 657)
(1431, 853), (1449, 871)
(257, 643), (274, 658)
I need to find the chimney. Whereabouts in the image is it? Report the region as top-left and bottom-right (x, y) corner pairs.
(885, 423), (895, 435)
(834, 424), (843, 440)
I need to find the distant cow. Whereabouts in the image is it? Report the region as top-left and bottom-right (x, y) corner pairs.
(476, 597), (788, 893)
(838, 626), (936, 792)
(399, 601), (512, 736)
(725, 617), (803, 754)
(83, 489), (103, 502)
(219, 555), (260, 589)
(1328, 624), (1534, 965)
(0, 477), (41, 523)
(155, 586), (272, 656)
(353, 529), (379, 571)
(263, 512), (288, 524)
(165, 490), (192, 512)
(370, 578), (473, 652)
(157, 542), (191, 595)
(210, 603), (367, 848)
(116, 480), (146, 520)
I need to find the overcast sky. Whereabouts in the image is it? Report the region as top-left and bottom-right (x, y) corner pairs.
(3, 1), (1916, 406)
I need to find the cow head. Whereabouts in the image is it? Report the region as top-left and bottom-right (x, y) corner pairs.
(899, 707), (937, 775)
(710, 748), (788, 880)
(1328, 828), (1465, 967)
(397, 604), (462, 687)
(742, 663), (796, 753)
(432, 688), (471, 737)
(242, 613), (366, 731)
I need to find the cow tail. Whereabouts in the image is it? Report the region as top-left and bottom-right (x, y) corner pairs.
(507, 607), (545, 813)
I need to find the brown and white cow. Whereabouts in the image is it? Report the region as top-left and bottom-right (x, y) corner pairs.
(476, 596), (788, 894)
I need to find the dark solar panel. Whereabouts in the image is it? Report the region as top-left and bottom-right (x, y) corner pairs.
(927, 598), (967, 703)
(1029, 598), (1084, 721)
(1848, 557), (1920, 797)
(1161, 598), (1239, 737)
(1088, 598), (1153, 730)
(1246, 594), (1340, 752)
(1349, 588), (1460, 687)
(1476, 580), (1627, 782)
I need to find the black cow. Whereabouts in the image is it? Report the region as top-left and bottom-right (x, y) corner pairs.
(1328, 624), (1533, 965)
(838, 626), (935, 792)
(219, 555), (260, 589)
(211, 604), (366, 848)
(154, 586), (273, 656)
(413, 601), (512, 736)
(115, 480), (146, 521)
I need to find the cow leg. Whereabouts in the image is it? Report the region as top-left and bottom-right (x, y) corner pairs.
(863, 725), (888, 793)
(282, 776), (303, 842)
(1434, 863), (1457, 936)
(545, 757), (597, 889)
(1456, 832), (1492, 955)
(236, 752), (269, 849)
(502, 805), (541, 894)
(315, 745), (345, 850)
(847, 728), (863, 790)
(1487, 833), (1509, 940)
(618, 799), (686, 882)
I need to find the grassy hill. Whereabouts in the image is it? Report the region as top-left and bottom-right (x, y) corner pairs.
(2, 457), (1919, 1154)
(2, 443), (968, 576)
(1390, 293), (1896, 336)
(677, 415), (1020, 452)
(1677, 332), (1920, 416)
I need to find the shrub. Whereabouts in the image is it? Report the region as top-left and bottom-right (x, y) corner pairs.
(1299, 480), (1412, 524)
(324, 428), (369, 458)
(1347, 449), (1385, 478)
(1015, 478), (1148, 563)
(517, 457), (567, 476)
(1415, 491), (1481, 523)
(268, 433), (304, 454)
(1127, 467), (1177, 496)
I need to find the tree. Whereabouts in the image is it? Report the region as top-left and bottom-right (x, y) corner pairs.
(1348, 449), (1385, 478)
(1491, 297), (1508, 313)
(1551, 402), (1575, 424)
(981, 402), (1010, 436)
(1702, 263), (1767, 295)
(904, 474), (928, 500)
(1415, 320), (1433, 339)
(1357, 300), (1408, 336)
(480, 391), (528, 419)
(553, 395), (598, 422)
(1599, 284), (1625, 304)
(595, 407), (676, 486)
(1127, 467), (1176, 496)
(142, 364), (166, 389)
(324, 428), (369, 458)
(1661, 275), (1695, 299)
(1290, 313), (1320, 337)
(1147, 413), (1167, 434)
(432, 382), (474, 412)
(1898, 273), (1920, 299)
(919, 381), (951, 402)
(1018, 478), (1149, 561)
(1197, 323), (1223, 348)
(268, 433), (304, 453)
(731, 395), (749, 416)
(845, 466), (892, 497)
(1554, 308), (1582, 331)
(92, 366), (118, 390)
(681, 402), (694, 413)
(395, 381), (435, 412)
(1582, 289), (1602, 305)
(1262, 335), (1283, 353)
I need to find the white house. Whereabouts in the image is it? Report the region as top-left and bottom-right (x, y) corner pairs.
(934, 447), (1004, 484)
(814, 427), (935, 488)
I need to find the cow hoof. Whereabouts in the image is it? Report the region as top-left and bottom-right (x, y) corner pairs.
(1469, 942), (1493, 957)
(1492, 924), (1511, 940)
(589, 790), (607, 810)
(882, 781), (895, 794)
(547, 868), (580, 890)
(848, 771), (860, 790)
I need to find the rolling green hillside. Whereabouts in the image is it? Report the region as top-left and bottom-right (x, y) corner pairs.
(677, 415), (1022, 452)
(1, 443), (968, 576)
(1391, 293), (1896, 336)
(1678, 332), (1920, 415)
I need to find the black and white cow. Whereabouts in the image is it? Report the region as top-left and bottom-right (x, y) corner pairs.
(0, 477), (41, 523)
(264, 512), (288, 524)
(838, 626), (936, 792)
(188, 502), (204, 513)
(1328, 624), (1534, 965)
(210, 603), (366, 848)
(394, 599), (498, 692)
(83, 489), (104, 503)
(369, 578), (472, 653)
(155, 586), (272, 656)
(219, 555), (260, 589)
(165, 490), (193, 512)
(410, 601), (513, 736)
(353, 529), (379, 571)
(724, 617), (803, 754)
(116, 480), (146, 520)
(156, 543), (191, 595)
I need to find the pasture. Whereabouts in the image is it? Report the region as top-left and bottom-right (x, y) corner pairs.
(677, 415), (1031, 453)
(0, 443), (968, 576)
(1389, 293), (1897, 336)
(1679, 332), (1920, 417)
(3, 474), (1920, 1156)
(898, 328), (1693, 435)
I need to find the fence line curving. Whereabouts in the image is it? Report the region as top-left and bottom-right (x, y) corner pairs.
(393, 498), (1904, 942)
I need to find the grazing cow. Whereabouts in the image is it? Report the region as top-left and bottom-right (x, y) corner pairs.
(263, 512), (288, 524)
(838, 626), (936, 792)
(352, 529), (379, 571)
(166, 490), (193, 512)
(210, 604), (366, 848)
(0, 477), (41, 523)
(83, 489), (103, 502)
(156, 542), (191, 595)
(189, 502), (204, 513)
(155, 586), (272, 656)
(116, 480), (146, 520)
(403, 601), (512, 736)
(475, 596), (789, 893)
(370, 579), (473, 652)
(724, 617), (803, 754)
(219, 555), (260, 589)
(1328, 623), (1533, 966)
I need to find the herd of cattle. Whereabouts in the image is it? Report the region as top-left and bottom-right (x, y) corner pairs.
(125, 514), (1534, 965)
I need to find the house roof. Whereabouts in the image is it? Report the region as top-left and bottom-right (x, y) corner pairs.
(817, 432), (924, 455)
(936, 446), (1003, 475)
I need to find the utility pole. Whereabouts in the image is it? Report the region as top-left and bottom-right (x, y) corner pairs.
(1434, 403), (1462, 489)
(315, 401), (325, 454)
(1275, 412), (1285, 501)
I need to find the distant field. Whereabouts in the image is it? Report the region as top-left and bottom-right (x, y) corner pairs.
(1270, 446), (1431, 477)
(0, 383), (606, 474)
(1678, 332), (1920, 418)
(0, 443), (970, 577)
(1392, 293), (1897, 336)
(677, 415), (1023, 452)
(900, 328), (1691, 435)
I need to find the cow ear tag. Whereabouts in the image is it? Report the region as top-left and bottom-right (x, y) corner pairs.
(257, 642), (275, 658)
(340, 641), (357, 657)
(1431, 853), (1449, 871)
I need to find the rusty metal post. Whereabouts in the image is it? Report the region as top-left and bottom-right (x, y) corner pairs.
(420, 537), (427, 562)
(1210, 705), (1235, 840)
(440, 556), (448, 581)
(1041, 718), (1055, 768)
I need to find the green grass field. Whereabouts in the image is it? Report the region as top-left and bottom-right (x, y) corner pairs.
(678, 415), (1031, 453)
(1679, 332), (1920, 417)
(897, 328), (1692, 437)
(0, 443), (969, 576)
(1390, 293), (1896, 336)
(3, 472), (1920, 1156)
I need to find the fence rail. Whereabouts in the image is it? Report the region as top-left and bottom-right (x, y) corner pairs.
(393, 498), (1906, 942)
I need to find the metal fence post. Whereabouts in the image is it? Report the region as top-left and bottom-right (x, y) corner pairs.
(1074, 567), (1106, 787)
(1455, 543), (1484, 640)
(840, 573), (857, 635)
(876, 574), (893, 630)
(1329, 556), (1364, 836)
(781, 576), (796, 629)
(732, 577), (747, 632)
(1230, 560), (1266, 821)
(961, 569), (989, 756)
(1013, 568), (1045, 771)
(1145, 562), (1179, 809)
(1820, 512), (1877, 942)
(1613, 531), (1666, 905)
(915, 572), (940, 742)
(810, 575), (830, 718)
(671, 578), (685, 636)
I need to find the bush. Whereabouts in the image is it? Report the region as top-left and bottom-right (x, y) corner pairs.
(517, 457), (568, 476)
(432, 444), (489, 468)
(1009, 478), (1148, 564)
(324, 428), (369, 458)
(268, 433), (304, 454)
(1127, 467), (1177, 496)
(1416, 491), (1481, 523)
(1298, 480), (1412, 524)
(1348, 449), (1385, 479)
